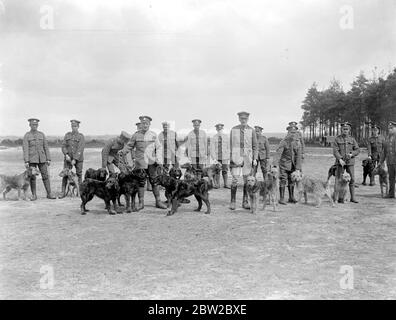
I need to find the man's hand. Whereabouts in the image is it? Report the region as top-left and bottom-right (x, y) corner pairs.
(25, 162), (29, 169)
(302, 154), (305, 160)
(252, 159), (258, 167)
(339, 159), (346, 166)
(368, 155), (372, 160)
(71, 159), (76, 166)
(65, 154), (71, 162)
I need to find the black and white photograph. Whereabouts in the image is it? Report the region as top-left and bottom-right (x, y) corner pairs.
(0, 0), (395, 302)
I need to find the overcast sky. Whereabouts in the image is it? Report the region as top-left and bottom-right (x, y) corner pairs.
(0, 0), (395, 136)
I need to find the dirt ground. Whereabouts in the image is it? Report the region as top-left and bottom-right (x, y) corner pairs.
(0, 147), (395, 299)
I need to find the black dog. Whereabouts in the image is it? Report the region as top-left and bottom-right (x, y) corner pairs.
(118, 169), (147, 212)
(80, 174), (120, 215)
(84, 168), (108, 181)
(154, 167), (183, 208)
(168, 177), (212, 216)
(362, 158), (375, 185)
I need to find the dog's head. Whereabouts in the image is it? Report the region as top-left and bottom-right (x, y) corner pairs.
(169, 167), (182, 180)
(213, 163), (222, 173)
(341, 171), (351, 183)
(132, 168), (147, 180)
(373, 165), (387, 176)
(290, 170), (303, 183)
(105, 173), (119, 191)
(97, 168), (108, 180)
(270, 165), (279, 177)
(25, 167), (40, 179)
(246, 175), (257, 187)
(59, 168), (71, 178)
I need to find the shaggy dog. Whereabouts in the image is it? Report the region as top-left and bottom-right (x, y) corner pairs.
(0, 167), (40, 200)
(362, 158), (376, 186)
(59, 168), (80, 197)
(154, 168), (182, 208)
(118, 169), (147, 212)
(372, 165), (389, 198)
(291, 170), (334, 208)
(80, 173), (120, 215)
(245, 166), (279, 213)
(333, 169), (351, 203)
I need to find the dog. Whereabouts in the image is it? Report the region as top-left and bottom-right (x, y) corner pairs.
(84, 168), (108, 181)
(372, 165), (389, 198)
(202, 163), (222, 187)
(118, 169), (147, 212)
(260, 166), (279, 212)
(59, 168), (80, 197)
(168, 176), (211, 216)
(0, 167), (40, 200)
(80, 173), (120, 215)
(154, 168), (182, 208)
(291, 170), (334, 208)
(333, 169), (351, 203)
(246, 166), (279, 213)
(362, 158), (376, 185)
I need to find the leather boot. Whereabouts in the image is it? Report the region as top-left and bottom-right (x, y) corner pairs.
(350, 185), (359, 203)
(223, 172), (230, 189)
(30, 178), (37, 201)
(242, 183), (250, 209)
(153, 185), (167, 209)
(137, 187), (145, 211)
(213, 173), (220, 189)
(288, 185), (297, 203)
(58, 177), (68, 199)
(146, 179), (152, 191)
(279, 186), (287, 205)
(230, 185), (237, 210)
(43, 179), (56, 199)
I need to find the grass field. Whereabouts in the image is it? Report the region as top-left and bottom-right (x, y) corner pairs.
(0, 147), (395, 299)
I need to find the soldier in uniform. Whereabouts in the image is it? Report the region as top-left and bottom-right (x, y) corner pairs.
(276, 124), (302, 205)
(210, 123), (230, 189)
(101, 131), (131, 173)
(134, 121), (152, 191)
(59, 119), (85, 198)
(332, 122), (360, 203)
(287, 121), (305, 159)
(229, 111), (258, 210)
(22, 118), (56, 200)
(367, 124), (386, 186)
(121, 116), (167, 210)
(380, 121), (396, 198)
(252, 125), (270, 180)
(186, 119), (207, 179)
(158, 121), (179, 172)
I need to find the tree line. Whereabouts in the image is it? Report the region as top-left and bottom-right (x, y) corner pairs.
(301, 67), (396, 146)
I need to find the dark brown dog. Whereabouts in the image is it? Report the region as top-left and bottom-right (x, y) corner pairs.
(168, 177), (211, 216)
(1, 167), (40, 200)
(84, 168), (108, 181)
(80, 174), (120, 215)
(118, 169), (147, 212)
(154, 167), (183, 208)
(362, 158), (375, 185)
